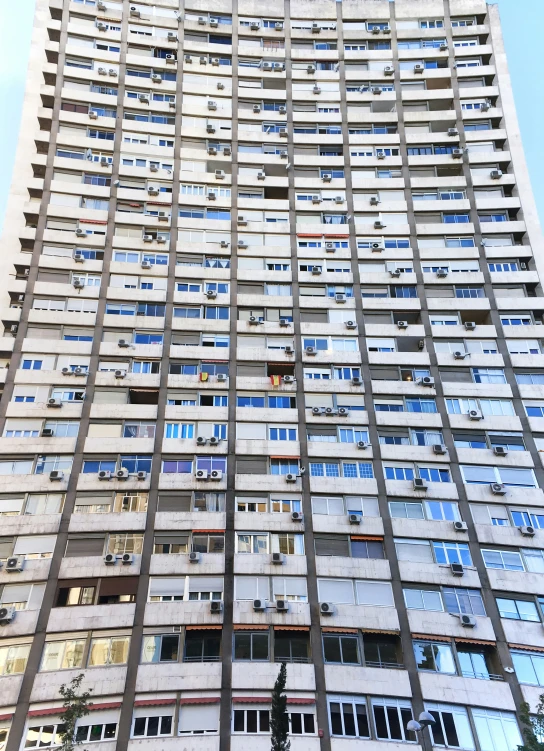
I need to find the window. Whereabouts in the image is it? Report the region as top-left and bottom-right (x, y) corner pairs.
(141, 634), (179, 663)
(0, 643), (31, 675)
(329, 695), (370, 738)
(471, 709), (522, 751)
(427, 703), (475, 750)
(75, 723), (117, 743)
(88, 636), (130, 666)
(41, 639), (85, 671)
(323, 634), (360, 665)
(232, 708), (270, 734)
(496, 597), (539, 621)
(24, 724), (67, 748)
(233, 631), (269, 661)
(414, 641), (455, 674)
(132, 715), (172, 738)
(371, 698), (415, 742)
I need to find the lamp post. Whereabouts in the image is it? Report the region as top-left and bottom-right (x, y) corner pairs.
(407, 711), (436, 742)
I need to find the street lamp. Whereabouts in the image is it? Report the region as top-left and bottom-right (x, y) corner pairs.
(407, 712), (436, 735)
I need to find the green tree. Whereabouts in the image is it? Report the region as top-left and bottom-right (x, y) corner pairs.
(57, 674), (93, 751)
(518, 695), (544, 751)
(270, 662), (290, 751)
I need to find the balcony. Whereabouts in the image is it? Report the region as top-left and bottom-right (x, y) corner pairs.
(48, 603), (136, 632)
(144, 600), (223, 627)
(135, 661), (222, 693)
(419, 671), (513, 710)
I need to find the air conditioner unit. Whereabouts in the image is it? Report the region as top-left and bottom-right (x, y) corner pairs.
(389, 268), (401, 278)
(460, 614), (477, 627)
(140, 259), (152, 270)
(139, 95), (150, 104)
(338, 407), (349, 417)
(468, 409), (483, 420)
(157, 236), (166, 244)
(276, 599), (289, 612)
(279, 128), (288, 137)
(217, 373), (228, 382)
(371, 26), (380, 34)
(196, 436), (208, 446)
(210, 470), (223, 481)
(167, 32), (178, 41)
(325, 407), (338, 416)
(433, 444), (447, 455)
(118, 339), (130, 347)
(209, 18), (219, 27)
(136, 471), (147, 481)
(311, 266), (322, 275)
(237, 215), (247, 225)
(207, 191), (217, 200)
(306, 346), (316, 356)
(104, 552), (117, 566)
(285, 473), (297, 483)
(291, 511), (303, 522)
(352, 376), (362, 386)
(313, 85), (322, 94)
(238, 240), (248, 249)
(413, 478), (428, 490)
(275, 22), (283, 30)
(49, 470), (64, 481)
(74, 367), (85, 376)
(464, 321), (476, 330)
(196, 469), (209, 480)
(369, 196), (380, 206)
(454, 351), (467, 360)
(98, 66), (107, 75)
(283, 375), (295, 383)
(490, 169), (503, 179)
(189, 551), (201, 563)
(374, 221), (385, 230)
(210, 600), (223, 613)
(307, 64), (316, 74)
(209, 436), (220, 446)
(75, 228), (86, 237)
(200, 56), (207, 65)
(223, 146), (232, 156)
(147, 186), (159, 195)
(371, 87), (382, 95)
(61, 367), (72, 376)
(279, 106), (286, 115)
(41, 428), (54, 438)
(493, 446), (507, 457)
(280, 319), (291, 328)
(97, 0), (106, 8)
(73, 251), (85, 262)
(345, 320), (357, 329)
(9, 324), (18, 335)
(325, 242), (335, 252)
(448, 128), (459, 136)
(320, 602), (335, 615)
(311, 22), (320, 33)
(440, 43), (448, 50)
(0, 607), (15, 624)
(253, 104), (261, 113)
(521, 525), (536, 537)
(273, 62), (284, 72)
(208, 146), (217, 155)
(451, 563), (464, 576)
(384, 65), (394, 75)
(335, 293), (346, 303)
(166, 54), (176, 63)
(436, 268), (448, 277)
(47, 398), (62, 408)
(206, 290), (218, 299)
(6, 557), (24, 573)
(454, 521), (468, 532)
(248, 316), (260, 325)
(253, 599), (266, 611)
(452, 148), (463, 158)
(382, 24), (391, 33)
(322, 174), (332, 183)
(421, 376), (435, 386)
(371, 241), (385, 251)
(491, 482), (507, 495)
(311, 407), (324, 416)
(357, 441), (368, 450)
(96, 21), (108, 30)
(285, 346), (293, 354)
(151, 74), (162, 83)
(262, 62), (273, 71)
(272, 552), (284, 565)
(250, 21), (260, 30)
(220, 239), (229, 248)
(116, 468), (129, 480)
(98, 469), (112, 481)
(211, 58), (220, 66)
(257, 171), (265, 180)
(118, 552), (133, 566)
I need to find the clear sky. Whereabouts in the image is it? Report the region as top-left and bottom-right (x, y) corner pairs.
(0, 0), (543, 235)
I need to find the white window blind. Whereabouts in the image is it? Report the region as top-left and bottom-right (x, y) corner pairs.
(13, 536), (56, 555)
(179, 704), (219, 733)
(317, 579), (354, 604)
(148, 578), (186, 598)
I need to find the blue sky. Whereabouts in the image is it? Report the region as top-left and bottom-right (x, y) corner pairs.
(0, 0), (543, 235)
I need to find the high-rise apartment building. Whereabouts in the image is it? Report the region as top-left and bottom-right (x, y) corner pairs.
(0, 0), (542, 749)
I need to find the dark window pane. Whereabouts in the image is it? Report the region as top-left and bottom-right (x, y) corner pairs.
(356, 704), (369, 737)
(133, 719), (146, 737)
(260, 711), (270, 732)
(234, 634), (251, 660)
(341, 636), (360, 664)
(252, 633), (269, 660)
(160, 717), (172, 735)
(387, 706), (402, 740)
(343, 704), (356, 736)
(330, 703), (343, 735)
(233, 710), (244, 732)
(147, 717), (159, 737)
(374, 706), (388, 739)
(246, 710), (257, 733)
(291, 713), (302, 734)
(160, 635), (179, 661)
(324, 636), (342, 663)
